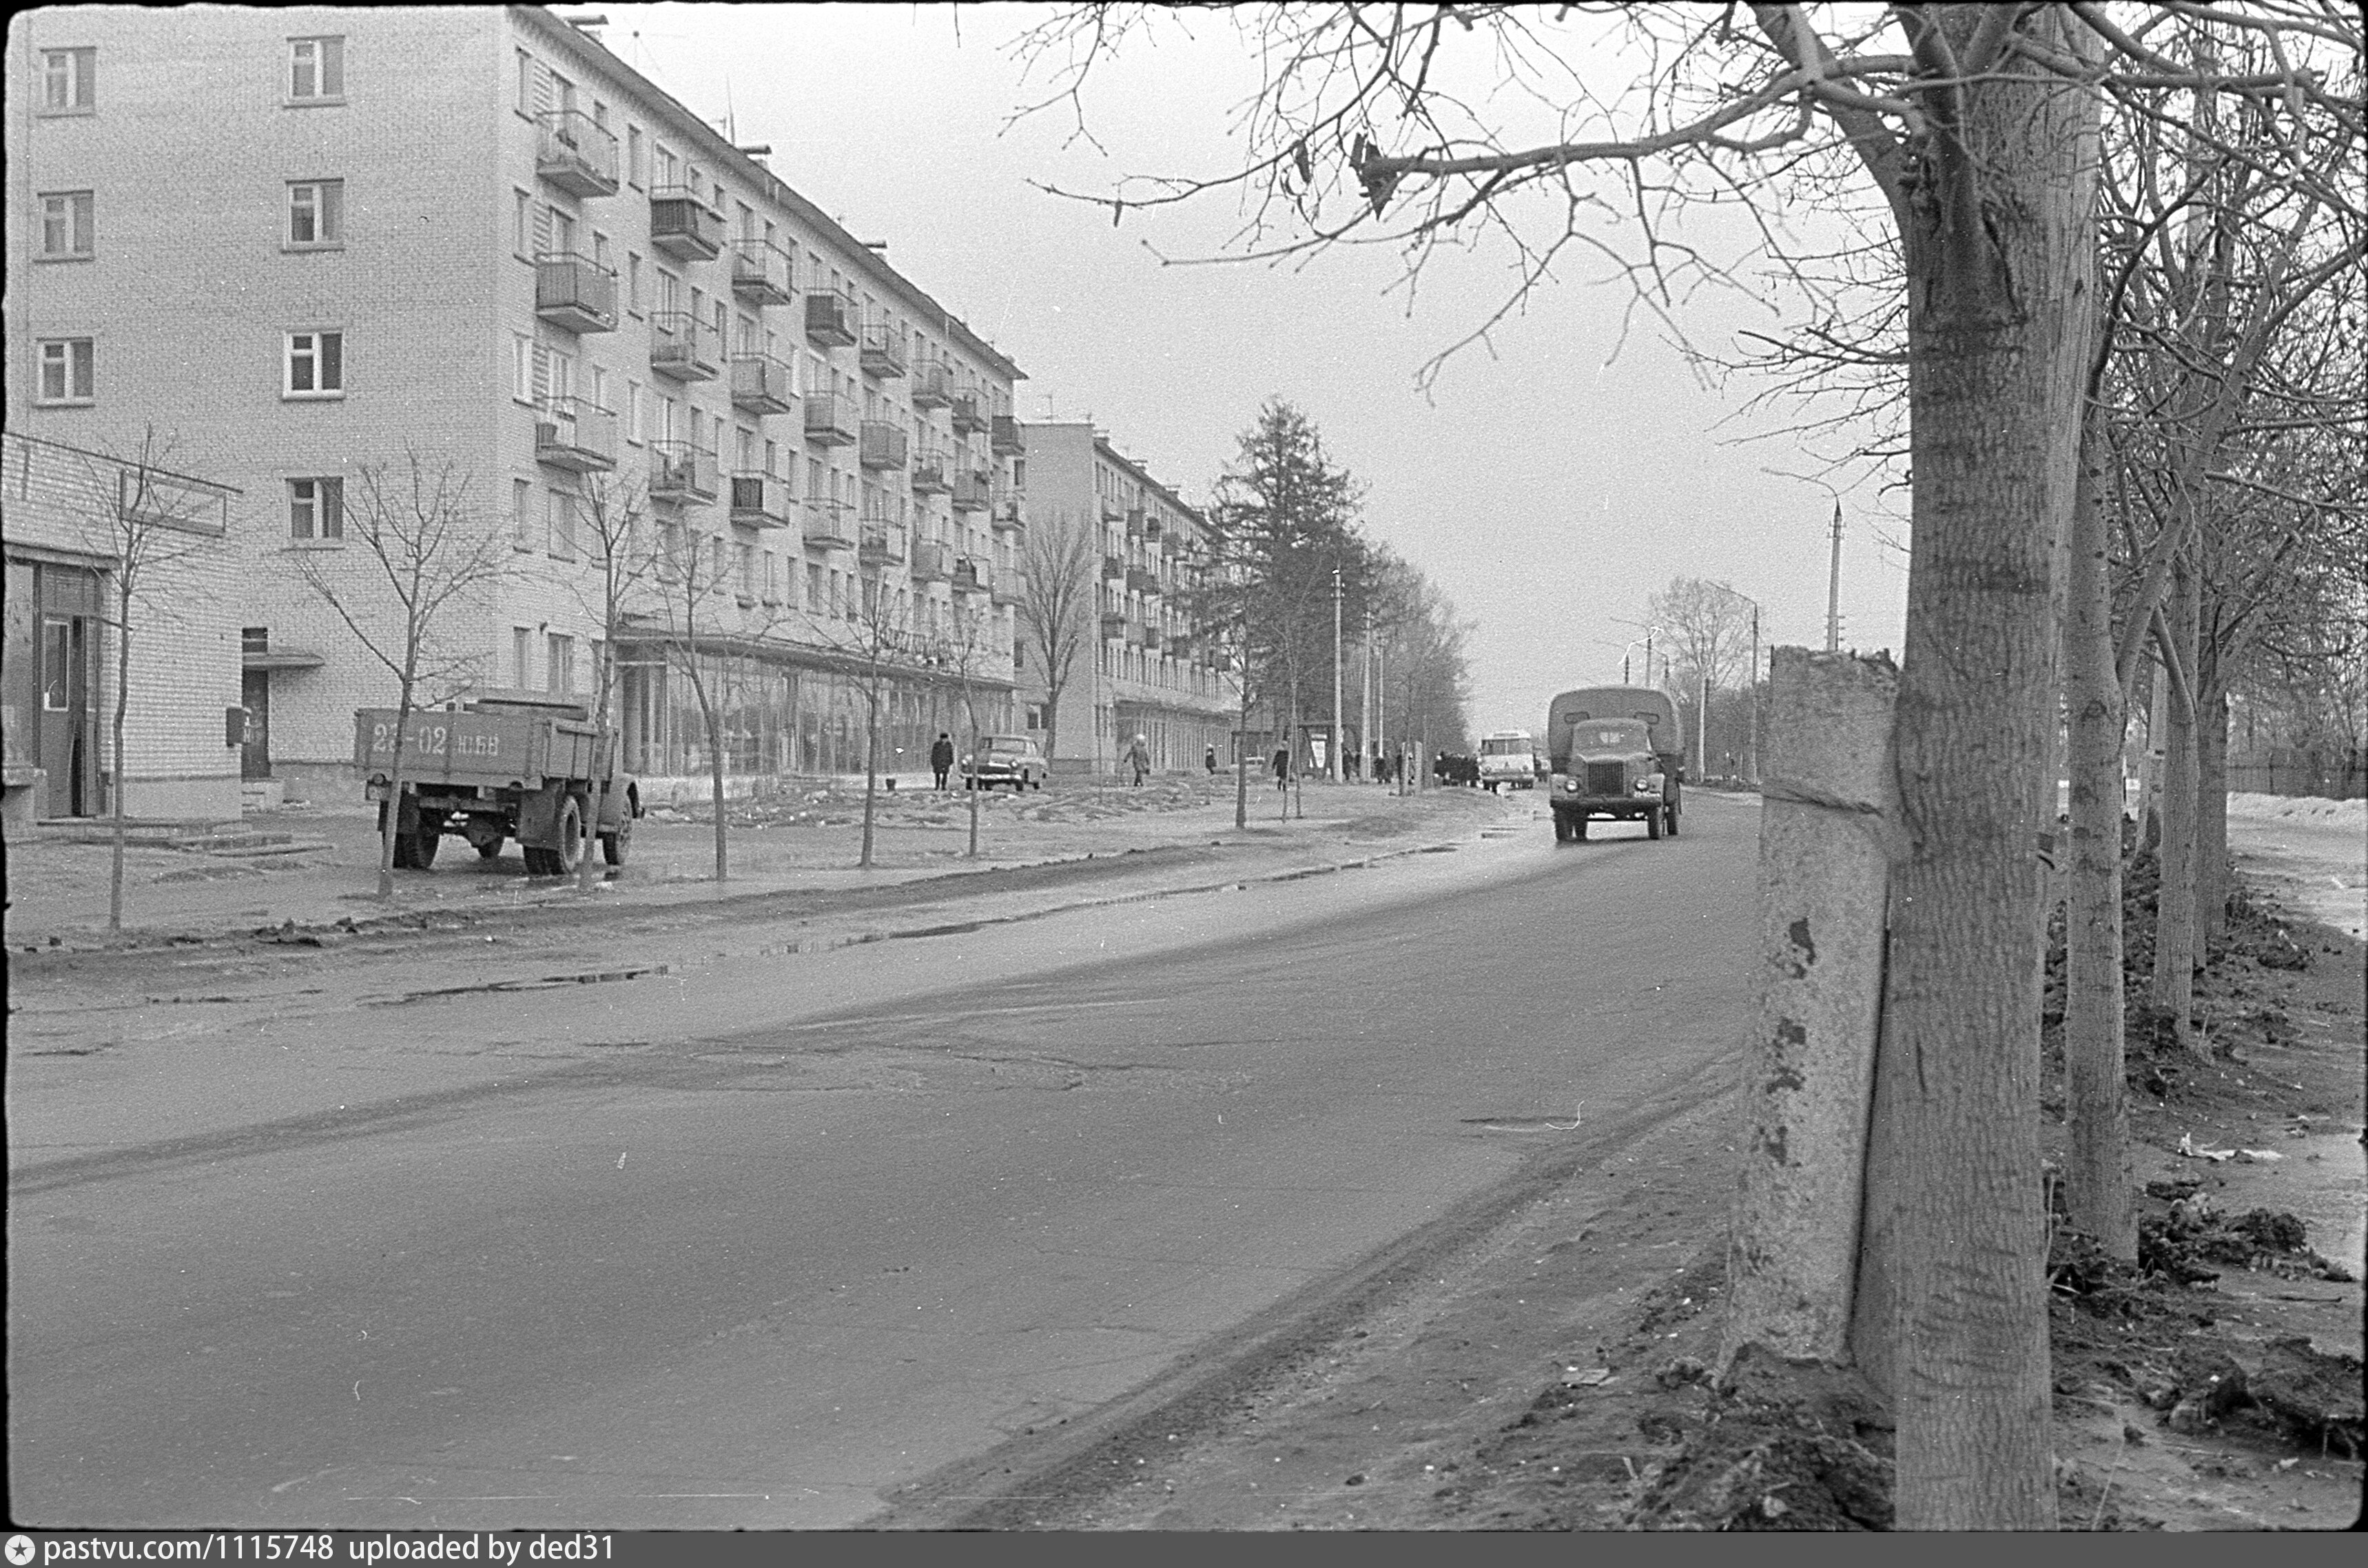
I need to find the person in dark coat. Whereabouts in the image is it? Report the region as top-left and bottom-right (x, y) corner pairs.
(930, 732), (955, 790)
(1204, 743), (1218, 776)
(1272, 746), (1290, 791)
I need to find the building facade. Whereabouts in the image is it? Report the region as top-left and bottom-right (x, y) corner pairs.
(1015, 423), (1238, 774)
(6, 6), (1027, 797)
(1, 431), (243, 823)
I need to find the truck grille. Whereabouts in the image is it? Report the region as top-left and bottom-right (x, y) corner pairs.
(1585, 762), (1626, 795)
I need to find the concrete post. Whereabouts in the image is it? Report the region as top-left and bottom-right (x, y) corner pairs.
(1720, 647), (1899, 1371)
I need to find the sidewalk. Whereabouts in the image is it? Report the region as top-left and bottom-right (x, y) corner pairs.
(3, 774), (1524, 951)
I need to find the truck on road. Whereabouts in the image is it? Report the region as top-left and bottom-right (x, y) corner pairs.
(1544, 686), (1685, 842)
(353, 690), (641, 874)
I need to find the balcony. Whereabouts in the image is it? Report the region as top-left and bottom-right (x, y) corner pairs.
(858, 522), (907, 566)
(649, 442), (719, 504)
(648, 186), (724, 261)
(803, 392), (857, 446)
(1167, 633), (1195, 660)
(1140, 625), (1163, 651)
(859, 321), (907, 380)
(1124, 619), (1149, 648)
(858, 422), (909, 471)
(909, 452), (950, 494)
(728, 353), (795, 415)
(1125, 507), (1149, 539)
(730, 239), (794, 305)
(536, 110), (619, 197)
(991, 571), (1027, 607)
(990, 497), (1025, 533)
(805, 289), (858, 349)
(728, 473), (793, 528)
(1128, 566), (1161, 597)
(1102, 554), (1125, 582)
(951, 557), (987, 595)
(801, 499), (854, 551)
(1162, 528), (1186, 555)
(989, 413), (1025, 456)
(533, 398), (617, 473)
(908, 360), (950, 409)
(947, 389), (987, 436)
(650, 310), (719, 381)
(908, 539), (949, 583)
(950, 469), (990, 513)
(534, 253), (617, 333)
(1100, 610), (1129, 638)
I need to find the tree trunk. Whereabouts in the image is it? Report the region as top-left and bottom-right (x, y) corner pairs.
(579, 642), (610, 892)
(860, 683), (879, 870)
(2062, 419), (2134, 1259)
(380, 672), (415, 900)
(107, 574), (133, 936)
(2152, 559), (2200, 1055)
(1849, 6), (2094, 1529)
(1235, 652), (1252, 829)
(679, 654), (725, 883)
(2195, 673), (2230, 949)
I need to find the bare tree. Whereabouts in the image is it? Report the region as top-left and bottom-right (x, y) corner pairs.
(1016, 504), (1098, 767)
(1007, 3), (2358, 1524)
(936, 585), (1004, 858)
(296, 452), (513, 898)
(567, 471), (660, 889)
(63, 429), (225, 935)
(1647, 577), (1757, 694)
(830, 557), (927, 870)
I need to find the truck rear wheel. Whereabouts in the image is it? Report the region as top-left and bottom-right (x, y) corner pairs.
(600, 812), (630, 866)
(409, 812), (445, 869)
(553, 797), (585, 874)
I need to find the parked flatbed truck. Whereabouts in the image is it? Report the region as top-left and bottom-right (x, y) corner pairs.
(353, 690), (641, 874)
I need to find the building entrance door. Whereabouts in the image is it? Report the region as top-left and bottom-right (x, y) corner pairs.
(41, 610), (98, 816)
(240, 668), (272, 780)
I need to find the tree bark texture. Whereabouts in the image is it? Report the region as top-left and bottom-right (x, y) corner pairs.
(2152, 559), (2201, 1054)
(1850, 6), (2094, 1530)
(107, 573), (133, 935)
(2062, 424), (2134, 1259)
(1722, 649), (1898, 1370)
(2195, 674), (2230, 949)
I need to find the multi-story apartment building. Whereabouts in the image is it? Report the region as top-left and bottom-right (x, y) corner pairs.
(5, 6), (1026, 798)
(1015, 423), (1237, 774)
(1, 431), (243, 824)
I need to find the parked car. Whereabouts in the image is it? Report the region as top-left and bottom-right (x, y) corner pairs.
(962, 734), (1047, 791)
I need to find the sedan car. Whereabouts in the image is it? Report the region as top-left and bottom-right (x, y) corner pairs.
(960, 734), (1047, 791)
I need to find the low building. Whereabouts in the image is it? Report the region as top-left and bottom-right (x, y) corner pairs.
(1, 430), (243, 824)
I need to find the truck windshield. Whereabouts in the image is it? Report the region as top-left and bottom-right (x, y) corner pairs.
(1570, 720), (1649, 750)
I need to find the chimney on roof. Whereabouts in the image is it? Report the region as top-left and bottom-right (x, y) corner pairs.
(862, 240), (889, 254)
(737, 145), (772, 157)
(560, 13), (609, 31)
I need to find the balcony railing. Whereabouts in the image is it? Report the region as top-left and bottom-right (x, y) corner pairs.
(1125, 507), (1149, 538)
(650, 442), (719, 503)
(909, 452), (950, 494)
(801, 499), (854, 550)
(947, 389), (987, 435)
(728, 353), (794, 415)
(908, 538), (949, 583)
(534, 253), (617, 333)
(804, 289), (858, 348)
(991, 570), (1027, 607)
(650, 311), (719, 381)
(951, 557), (989, 596)
(858, 523), (907, 566)
(730, 239), (795, 305)
(1127, 566), (1162, 597)
(533, 398), (617, 473)
(1102, 554), (1125, 581)
(950, 469), (990, 512)
(858, 422), (909, 471)
(648, 186), (723, 260)
(803, 392), (856, 446)
(989, 413), (1025, 456)
(537, 110), (619, 197)
(990, 499), (1026, 535)
(1140, 625), (1163, 650)
(859, 321), (908, 380)
(908, 360), (950, 409)
(728, 473), (792, 528)
(1100, 610), (1129, 639)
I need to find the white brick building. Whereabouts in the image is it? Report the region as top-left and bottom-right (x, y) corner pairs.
(6, 5), (1027, 796)
(1, 431), (243, 823)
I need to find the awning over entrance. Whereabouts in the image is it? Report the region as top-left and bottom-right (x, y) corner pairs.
(240, 649), (325, 670)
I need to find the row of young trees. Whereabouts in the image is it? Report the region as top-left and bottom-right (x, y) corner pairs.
(1008, 1), (2360, 1527)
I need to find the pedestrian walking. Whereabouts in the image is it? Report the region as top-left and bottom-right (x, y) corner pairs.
(1204, 743), (1218, 776)
(1126, 733), (1152, 787)
(1272, 746), (1290, 792)
(930, 732), (954, 791)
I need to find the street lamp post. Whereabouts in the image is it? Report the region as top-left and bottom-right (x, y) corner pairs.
(1330, 566), (1343, 783)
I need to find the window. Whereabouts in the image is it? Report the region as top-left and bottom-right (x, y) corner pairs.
(513, 334), (537, 404)
(35, 338), (94, 404)
(289, 477), (344, 540)
(761, 551), (781, 605)
(513, 628), (533, 688)
(589, 365), (608, 415)
(513, 479), (533, 550)
(806, 563), (822, 612)
(287, 36), (344, 101)
(737, 541), (756, 603)
(624, 380), (644, 444)
(513, 189), (532, 257)
(284, 331), (343, 397)
(287, 180), (343, 247)
(626, 125), (645, 188)
(515, 50), (535, 114)
(41, 48), (95, 113)
(626, 252), (643, 314)
(546, 488), (576, 559)
(39, 191), (93, 258)
(546, 633), (576, 694)
(592, 231), (610, 272)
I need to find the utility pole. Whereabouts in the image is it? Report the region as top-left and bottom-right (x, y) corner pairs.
(1330, 566), (1343, 783)
(1749, 603), (1760, 785)
(1359, 603), (1372, 783)
(1825, 499), (1844, 653)
(1377, 639), (1389, 793)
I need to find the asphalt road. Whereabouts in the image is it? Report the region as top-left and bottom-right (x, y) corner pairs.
(8, 794), (1760, 1529)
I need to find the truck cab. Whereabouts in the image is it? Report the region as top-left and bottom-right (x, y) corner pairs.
(1545, 687), (1684, 842)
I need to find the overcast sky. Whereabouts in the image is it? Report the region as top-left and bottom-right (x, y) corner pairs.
(595, 2), (1911, 734)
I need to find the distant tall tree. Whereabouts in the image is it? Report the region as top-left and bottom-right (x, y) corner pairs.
(1016, 504), (1098, 765)
(1647, 577), (1757, 693)
(297, 452), (514, 898)
(568, 471), (659, 888)
(63, 428), (225, 935)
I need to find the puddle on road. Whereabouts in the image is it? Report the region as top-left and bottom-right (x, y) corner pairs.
(364, 965), (672, 1007)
